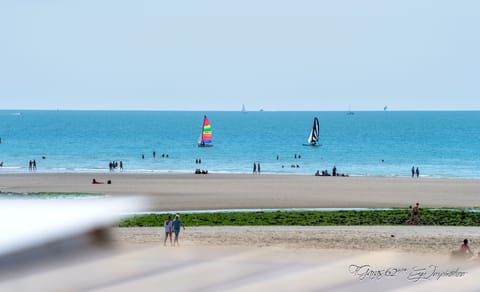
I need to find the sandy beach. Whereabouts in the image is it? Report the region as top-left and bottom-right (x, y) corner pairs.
(2, 173), (480, 290)
(1, 173), (480, 210)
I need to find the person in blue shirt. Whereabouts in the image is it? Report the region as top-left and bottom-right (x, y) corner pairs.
(173, 214), (185, 246)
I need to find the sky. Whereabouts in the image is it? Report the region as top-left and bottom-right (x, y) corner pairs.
(1, 0), (479, 111)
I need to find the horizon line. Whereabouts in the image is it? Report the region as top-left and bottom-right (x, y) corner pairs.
(1, 108), (479, 112)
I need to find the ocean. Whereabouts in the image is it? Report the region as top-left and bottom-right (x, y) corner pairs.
(0, 110), (479, 178)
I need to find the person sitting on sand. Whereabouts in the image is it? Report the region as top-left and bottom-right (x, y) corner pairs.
(452, 239), (474, 258)
(460, 239), (473, 257)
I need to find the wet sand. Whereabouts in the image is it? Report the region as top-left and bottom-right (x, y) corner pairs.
(1, 173), (479, 211)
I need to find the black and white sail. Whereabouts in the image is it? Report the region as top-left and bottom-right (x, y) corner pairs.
(306, 117), (320, 146)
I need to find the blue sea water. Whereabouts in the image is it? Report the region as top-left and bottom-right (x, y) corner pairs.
(0, 110), (479, 178)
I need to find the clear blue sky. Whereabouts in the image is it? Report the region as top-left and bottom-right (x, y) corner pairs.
(1, 0), (479, 111)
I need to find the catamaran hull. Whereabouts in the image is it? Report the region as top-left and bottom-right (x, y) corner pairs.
(302, 143), (322, 147)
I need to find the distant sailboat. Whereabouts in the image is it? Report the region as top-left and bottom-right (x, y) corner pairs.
(303, 117), (321, 146)
(347, 105), (355, 115)
(198, 115), (213, 147)
(241, 104), (246, 113)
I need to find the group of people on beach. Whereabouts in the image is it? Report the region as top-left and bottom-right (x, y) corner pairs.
(163, 214), (185, 246)
(406, 202), (421, 225)
(109, 161), (123, 171)
(315, 165), (349, 177)
(194, 158), (208, 174)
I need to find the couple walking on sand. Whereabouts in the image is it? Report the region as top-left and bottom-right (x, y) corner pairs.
(164, 214), (185, 246)
(406, 202), (420, 224)
(411, 166), (420, 178)
(253, 162), (261, 174)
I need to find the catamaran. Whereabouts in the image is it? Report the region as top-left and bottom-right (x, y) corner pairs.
(198, 115), (213, 147)
(303, 117), (321, 146)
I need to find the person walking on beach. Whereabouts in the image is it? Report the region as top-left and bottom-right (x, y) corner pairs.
(257, 162), (261, 174)
(164, 215), (173, 246)
(412, 202), (420, 224)
(406, 205), (413, 224)
(172, 214), (185, 246)
(411, 166), (415, 178)
(253, 162), (257, 174)
(416, 167), (420, 178)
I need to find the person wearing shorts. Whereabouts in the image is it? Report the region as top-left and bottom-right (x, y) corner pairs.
(172, 214), (185, 246)
(164, 215), (173, 246)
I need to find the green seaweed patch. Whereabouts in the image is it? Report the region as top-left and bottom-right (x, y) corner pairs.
(0, 192), (104, 199)
(30, 192), (99, 196)
(118, 208), (480, 227)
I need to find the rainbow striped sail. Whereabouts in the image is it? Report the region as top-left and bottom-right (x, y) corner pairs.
(198, 115), (213, 147)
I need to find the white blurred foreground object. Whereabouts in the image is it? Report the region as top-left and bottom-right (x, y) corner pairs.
(0, 197), (144, 275)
